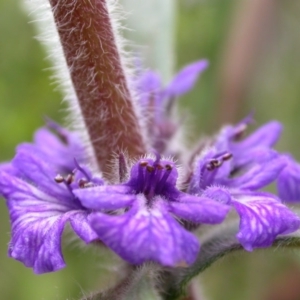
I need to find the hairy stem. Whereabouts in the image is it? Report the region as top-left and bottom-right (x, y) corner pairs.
(49, 0), (147, 179)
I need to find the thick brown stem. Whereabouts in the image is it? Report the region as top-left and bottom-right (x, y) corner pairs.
(49, 0), (147, 179)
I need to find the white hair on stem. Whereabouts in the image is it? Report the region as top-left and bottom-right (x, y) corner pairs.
(22, 0), (149, 174)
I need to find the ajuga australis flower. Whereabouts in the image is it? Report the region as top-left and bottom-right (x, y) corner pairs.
(0, 123), (102, 273)
(1, 0), (300, 280)
(74, 154), (229, 267)
(189, 117), (300, 251)
(1, 112), (300, 273)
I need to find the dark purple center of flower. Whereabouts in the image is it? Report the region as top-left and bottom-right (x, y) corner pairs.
(135, 159), (174, 202)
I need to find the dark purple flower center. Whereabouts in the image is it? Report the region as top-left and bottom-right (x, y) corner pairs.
(133, 159), (175, 202)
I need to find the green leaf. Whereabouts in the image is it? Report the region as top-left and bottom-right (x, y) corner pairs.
(162, 222), (300, 300)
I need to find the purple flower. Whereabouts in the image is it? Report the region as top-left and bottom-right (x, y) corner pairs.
(218, 116), (300, 205)
(215, 115), (282, 167)
(74, 155), (229, 267)
(19, 119), (87, 173)
(189, 120), (300, 251)
(0, 125), (99, 274)
(136, 60), (208, 153)
(277, 154), (300, 202)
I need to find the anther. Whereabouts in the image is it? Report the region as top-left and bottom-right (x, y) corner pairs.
(206, 159), (222, 171)
(140, 161), (148, 167)
(156, 164), (164, 170)
(78, 178), (88, 188)
(233, 124), (247, 141)
(212, 160), (222, 167)
(222, 153), (232, 161)
(146, 165), (155, 172)
(66, 173), (75, 185)
(82, 182), (94, 188)
(206, 163), (214, 171)
(54, 174), (64, 183)
(209, 159), (218, 166)
(165, 164), (172, 171)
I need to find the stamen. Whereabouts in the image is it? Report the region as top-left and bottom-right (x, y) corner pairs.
(54, 174), (75, 195)
(156, 164), (164, 170)
(118, 152), (128, 183)
(135, 159), (176, 201)
(137, 161), (147, 192)
(206, 163), (215, 171)
(146, 165), (155, 173)
(78, 180), (94, 188)
(144, 163), (156, 194)
(78, 178), (89, 188)
(153, 151), (161, 165)
(222, 153), (232, 161)
(54, 174), (64, 183)
(140, 161), (148, 167)
(155, 163), (173, 194)
(206, 152), (232, 171)
(165, 164), (172, 171)
(66, 173), (75, 185)
(233, 123), (247, 141)
(206, 159), (221, 171)
(74, 159), (91, 181)
(82, 182), (94, 188)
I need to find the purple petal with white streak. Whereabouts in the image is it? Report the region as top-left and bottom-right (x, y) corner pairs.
(277, 155), (300, 202)
(232, 191), (300, 251)
(74, 185), (134, 210)
(0, 172), (96, 273)
(168, 193), (230, 224)
(89, 197), (200, 266)
(221, 150), (286, 190)
(12, 150), (73, 203)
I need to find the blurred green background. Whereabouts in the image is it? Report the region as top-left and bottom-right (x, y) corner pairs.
(1, 0), (300, 299)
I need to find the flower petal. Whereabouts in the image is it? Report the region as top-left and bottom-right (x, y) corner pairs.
(277, 155), (300, 202)
(221, 150), (286, 190)
(12, 150), (74, 204)
(69, 212), (98, 243)
(201, 186), (232, 205)
(216, 120), (282, 168)
(0, 172), (92, 273)
(232, 191), (300, 251)
(232, 121), (282, 151)
(89, 197), (200, 266)
(28, 124), (85, 172)
(168, 193), (230, 224)
(74, 185), (134, 210)
(165, 60), (209, 97)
